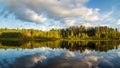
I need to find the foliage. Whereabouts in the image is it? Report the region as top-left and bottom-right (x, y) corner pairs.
(0, 26), (120, 40)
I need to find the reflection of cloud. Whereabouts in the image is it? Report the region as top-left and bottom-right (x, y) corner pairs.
(1, 47), (120, 68)
(11, 54), (46, 68)
(84, 49), (92, 54)
(32, 54), (46, 63)
(11, 53), (104, 68)
(85, 56), (103, 67)
(117, 52), (120, 57)
(34, 56), (91, 68)
(98, 58), (114, 68)
(85, 56), (103, 62)
(33, 55), (105, 68)
(63, 51), (75, 58)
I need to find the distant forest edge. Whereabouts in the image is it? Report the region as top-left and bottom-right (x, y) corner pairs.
(0, 26), (120, 41)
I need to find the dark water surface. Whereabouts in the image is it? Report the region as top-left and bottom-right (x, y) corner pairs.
(0, 40), (120, 68)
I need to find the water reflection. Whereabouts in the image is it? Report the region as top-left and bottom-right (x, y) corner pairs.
(0, 40), (120, 52)
(61, 41), (119, 52)
(0, 47), (120, 68)
(0, 40), (120, 68)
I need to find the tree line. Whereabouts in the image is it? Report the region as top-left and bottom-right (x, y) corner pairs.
(0, 25), (120, 40)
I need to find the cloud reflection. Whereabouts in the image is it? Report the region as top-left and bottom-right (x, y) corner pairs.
(0, 47), (120, 68)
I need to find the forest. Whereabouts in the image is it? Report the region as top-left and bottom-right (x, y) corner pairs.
(0, 25), (120, 41)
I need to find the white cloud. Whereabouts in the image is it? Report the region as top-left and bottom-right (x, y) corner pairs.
(117, 19), (120, 25)
(64, 19), (75, 26)
(103, 10), (113, 19)
(84, 8), (103, 22)
(17, 8), (46, 23)
(81, 23), (93, 27)
(1, 0), (103, 25)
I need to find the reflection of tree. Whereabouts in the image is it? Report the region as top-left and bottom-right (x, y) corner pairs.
(0, 40), (26, 46)
(60, 41), (120, 52)
(0, 40), (120, 52)
(0, 40), (61, 49)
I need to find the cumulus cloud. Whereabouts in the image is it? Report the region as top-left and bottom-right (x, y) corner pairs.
(64, 19), (76, 26)
(84, 8), (103, 22)
(81, 23), (93, 27)
(1, 0), (103, 25)
(117, 19), (120, 25)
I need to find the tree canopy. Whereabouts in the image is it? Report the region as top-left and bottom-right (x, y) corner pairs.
(0, 26), (120, 40)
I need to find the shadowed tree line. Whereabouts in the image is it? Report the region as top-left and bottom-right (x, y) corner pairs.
(0, 26), (120, 40)
(0, 40), (120, 52)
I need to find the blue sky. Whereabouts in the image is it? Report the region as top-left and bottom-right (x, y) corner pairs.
(0, 0), (120, 30)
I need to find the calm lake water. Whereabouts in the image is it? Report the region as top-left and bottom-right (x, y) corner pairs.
(0, 40), (120, 68)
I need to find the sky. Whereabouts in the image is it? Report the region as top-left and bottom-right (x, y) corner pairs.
(0, 0), (120, 31)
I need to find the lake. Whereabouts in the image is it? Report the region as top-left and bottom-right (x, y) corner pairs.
(0, 40), (120, 68)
